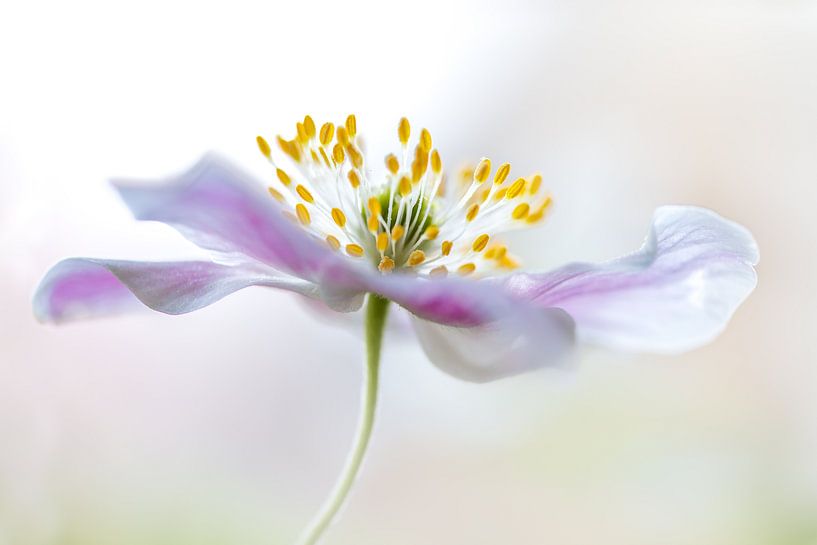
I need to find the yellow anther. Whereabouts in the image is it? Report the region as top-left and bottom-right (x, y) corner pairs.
(295, 184), (314, 203)
(499, 255), (520, 269)
(407, 250), (426, 266)
(256, 136), (271, 159)
(303, 115), (316, 139)
(398, 117), (411, 145)
(529, 174), (542, 195)
(479, 188), (491, 203)
(326, 235), (341, 251)
(378, 256), (395, 273)
(494, 163), (511, 185)
(345, 114), (357, 137)
(526, 196), (553, 224)
(331, 207), (347, 228)
(493, 188), (508, 201)
(398, 175), (412, 197)
(367, 214), (380, 232)
(367, 197), (381, 217)
(484, 245), (498, 259)
(336, 126), (350, 146)
(494, 245), (507, 259)
(429, 265), (448, 277)
(391, 224), (405, 241)
(276, 168), (292, 186)
(277, 136), (301, 162)
(424, 225), (440, 240)
(332, 143), (345, 164)
(512, 202), (530, 220)
(295, 203), (311, 226)
(457, 262), (476, 276)
(296, 122), (309, 144)
(419, 128), (432, 152)
(474, 158), (491, 183)
(466, 203), (480, 222)
(347, 170), (361, 188)
(441, 240), (453, 256)
(267, 187), (284, 201)
(431, 149), (442, 174)
(346, 243), (365, 257)
(347, 144), (363, 168)
(385, 154), (400, 175)
(507, 178), (526, 199)
(376, 232), (389, 252)
(319, 122), (335, 146)
(319, 147), (333, 169)
(472, 234), (490, 252)
(411, 148), (428, 182)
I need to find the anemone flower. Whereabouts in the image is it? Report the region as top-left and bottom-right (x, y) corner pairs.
(34, 115), (758, 544)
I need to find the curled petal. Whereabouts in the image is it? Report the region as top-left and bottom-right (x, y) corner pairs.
(502, 206), (759, 352)
(33, 258), (318, 324)
(356, 273), (577, 382)
(112, 154), (344, 280)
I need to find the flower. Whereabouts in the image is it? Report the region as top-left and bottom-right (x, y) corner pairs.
(34, 115), (758, 382)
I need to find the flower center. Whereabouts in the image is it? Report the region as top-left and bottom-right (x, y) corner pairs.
(256, 115), (553, 277)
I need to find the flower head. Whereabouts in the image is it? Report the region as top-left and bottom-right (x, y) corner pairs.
(256, 115), (550, 278)
(33, 115), (759, 382)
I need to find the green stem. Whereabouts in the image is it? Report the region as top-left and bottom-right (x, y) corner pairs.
(296, 294), (390, 545)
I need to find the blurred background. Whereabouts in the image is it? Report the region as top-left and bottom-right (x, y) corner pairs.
(2, 0), (816, 543)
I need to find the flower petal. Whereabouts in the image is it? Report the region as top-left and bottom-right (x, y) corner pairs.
(502, 206), (759, 352)
(112, 154), (342, 279)
(33, 258), (318, 324)
(356, 273), (576, 382)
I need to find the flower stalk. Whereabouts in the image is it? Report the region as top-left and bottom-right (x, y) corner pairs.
(296, 294), (390, 545)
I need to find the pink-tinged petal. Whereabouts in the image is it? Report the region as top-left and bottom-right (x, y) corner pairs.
(502, 206), (759, 352)
(112, 154), (342, 279)
(33, 258), (318, 324)
(351, 273), (577, 382)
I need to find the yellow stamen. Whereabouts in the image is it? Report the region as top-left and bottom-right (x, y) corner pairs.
(398, 117), (411, 145)
(346, 243), (365, 257)
(277, 136), (301, 162)
(336, 126), (350, 146)
(296, 122), (308, 144)
(529, 174), (542, 195)
(256, 136), (271, 159)
(407, 250), (426, 266)
(507, 178), (526, 199)
(345, 114), (357, 137)
(295, 184), (314, 203)
(295, 203), (310, 225)
(493, 188), (507, 201)
(499, 255), (519, 269)
(319, 122), (335, 146)
(267, 187), (284, 201)
(512, 202), (530, 220)
(319, 147), (333, 169)
(347, 170), (361, 188)
(367, 197), (381, 216)
(391, 224), (405, 241)
(526, 196), (553, 223)
(332, 143), (345, 164)
(430, 149), (442, 174)
(303, 115), (316, 139)
(398, 175), (412, 197)
(276, 168), (291, 186)
(424, 225), (440, 240)
(474, 158), (491, 183)
(347, 144), (363, 168)
(326, 235), (340, 251)
(466, 203), (480, 222)
(419, 128), (432, 152)
(472, 234), (490, 252)
(376, 232), (389, 252)
(378, 256), (395, 273)
(457, 262), (476, 276)
(494, 163), (511, 185)
(368, 214), (380, 232)
(441, 240), (453, 256)
(331, 207), (347, 228)
(385, 154), (400, 175)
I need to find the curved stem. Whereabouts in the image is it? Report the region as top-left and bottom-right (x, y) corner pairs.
(296, 294), (390, 545)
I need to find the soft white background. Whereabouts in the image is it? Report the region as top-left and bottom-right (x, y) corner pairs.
(1, 1), (816, 544)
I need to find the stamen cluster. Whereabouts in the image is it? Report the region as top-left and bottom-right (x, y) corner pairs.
(257, 115), (552, 277)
